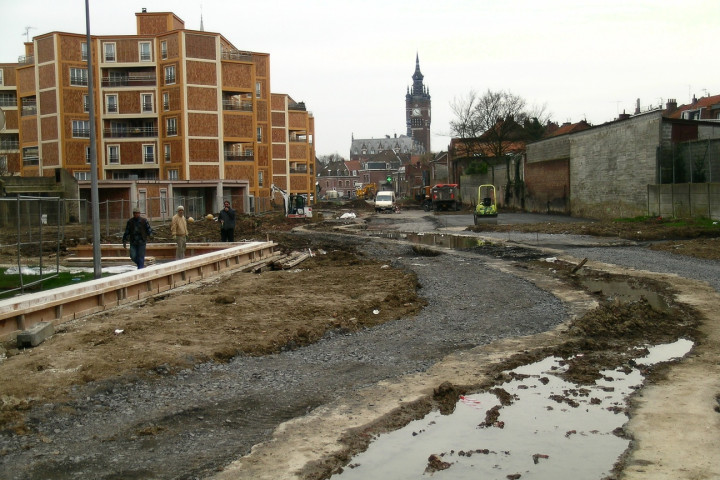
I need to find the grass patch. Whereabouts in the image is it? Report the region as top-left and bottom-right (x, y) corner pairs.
(0, 271), (109, 299)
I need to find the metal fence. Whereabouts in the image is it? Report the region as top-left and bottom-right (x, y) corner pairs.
(0, 196), (64, 297)
(0, 194), (280, 296)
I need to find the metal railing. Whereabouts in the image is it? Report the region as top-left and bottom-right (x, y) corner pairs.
(104, 127), (158, 138)
(101, 75), (157, 87)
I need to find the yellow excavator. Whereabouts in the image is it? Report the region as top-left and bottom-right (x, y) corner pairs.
(474, 184), (498, 225)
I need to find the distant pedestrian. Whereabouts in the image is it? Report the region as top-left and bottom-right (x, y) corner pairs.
(171, 205), (188, 259)
(122, 207), (153, 269)
(218, 200), (236, 242)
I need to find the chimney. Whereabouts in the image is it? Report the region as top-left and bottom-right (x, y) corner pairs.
(635, 98), (641, 115)
(666, 99), (677, 113)
(618, 111), (631, 121)
(142, 7), (147, 12)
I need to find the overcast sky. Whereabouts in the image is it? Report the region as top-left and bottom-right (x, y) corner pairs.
(1, 0), (719, 158)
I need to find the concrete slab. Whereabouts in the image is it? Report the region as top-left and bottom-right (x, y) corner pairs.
(17, 321), (54, 348)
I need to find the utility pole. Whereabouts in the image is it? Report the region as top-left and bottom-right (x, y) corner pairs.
(85, 0), (102, 278)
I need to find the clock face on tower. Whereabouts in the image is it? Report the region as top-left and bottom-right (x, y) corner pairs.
(412, 108), (421, 116)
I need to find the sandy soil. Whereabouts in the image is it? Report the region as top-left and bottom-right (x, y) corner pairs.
(1, 204), (719, 479)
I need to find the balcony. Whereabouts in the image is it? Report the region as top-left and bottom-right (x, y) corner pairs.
(101, 69), (157, 88)
(224, 151), (254, 162)
(18, 55), (34, 65)
(221, 50), (253, 62)
(104, 126), (158, 138)
(222, 100), (253, 111)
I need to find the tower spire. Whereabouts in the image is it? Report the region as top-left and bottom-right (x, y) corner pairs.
(200, 5), (205, 31)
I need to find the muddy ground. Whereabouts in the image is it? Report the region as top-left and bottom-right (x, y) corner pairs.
(0, 203), (719, 479)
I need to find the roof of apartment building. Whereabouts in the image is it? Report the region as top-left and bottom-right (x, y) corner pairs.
(664, 94), (720, 120)
(350, 134), (425, 156)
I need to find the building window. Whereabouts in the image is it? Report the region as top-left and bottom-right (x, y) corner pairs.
(255, 81), (261, 98)
(161, 41), (167, 60)
(85, 146), (91, 164)
(160, 189), (168, 215)
(168, 169), (178, 180)
(0, 69), (3, 86)
(256, 126), (262, 142)
(83, 95), (89, 113)
(70, 68), (88, 86)
(164, 144), (171, 162)
(164, 65), (176, 85)
(103, 43), (116, 62)
(106, 94), (118, 113)
(141, 93), (153, 112)
(74, 171), (91, 180)
(162, 92), (169, 111)
(81, 43), (88, 61)
(22, 147), (39, 166)
(139, 42), (151, 62)
(166, 117), (177, 136)
(107, 145), (120, 164)
(72, 120), (90, 138)
(143, 144), (155, 163)
(0, 155), (7, 172)
(258, 170), (263, 187)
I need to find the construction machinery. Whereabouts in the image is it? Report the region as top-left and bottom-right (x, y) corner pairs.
(474, 184), (498, 224)
(270, 184), (312, 218)
(430, 184), (461, 211)
(355, 183), (377, 200)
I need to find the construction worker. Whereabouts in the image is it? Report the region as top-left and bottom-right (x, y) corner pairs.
(122, 207), (153, 269)
(171, 205), (188, 259)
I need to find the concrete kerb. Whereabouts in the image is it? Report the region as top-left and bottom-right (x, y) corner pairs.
(0, 241), (278, 341)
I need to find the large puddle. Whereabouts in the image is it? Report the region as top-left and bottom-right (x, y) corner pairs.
(332, 339), (693, 479)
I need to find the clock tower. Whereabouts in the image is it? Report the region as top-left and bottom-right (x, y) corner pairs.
(406, 53), (431, 152)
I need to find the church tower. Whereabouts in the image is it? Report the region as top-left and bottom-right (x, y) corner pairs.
(405, 53), (431, 152)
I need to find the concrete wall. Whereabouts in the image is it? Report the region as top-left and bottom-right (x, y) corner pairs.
(648, 183), (720, 220)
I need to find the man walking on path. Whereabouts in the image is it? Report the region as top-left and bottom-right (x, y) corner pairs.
(218, 200), (236, 242)
(171, 205), (188, 259)
(122, 207), (153, 269)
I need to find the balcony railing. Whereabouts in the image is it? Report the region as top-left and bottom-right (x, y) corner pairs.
(224, 152), (254, 161)
(104, 127), (158, 138)
(101, 75), (157, 87)
(18, 55), (34, 65)
(144, 154), (155, 163)
(221, 50), (253, 62)
(0, 140), (19, 151)
(142, 102), (153, 112)
(222, 100), (253, 111)
(0, 96), (17, 107)
(107, 104), (118, 113)
(22, 156), (39, 166)
(21, 106), (37, 116)
(73, 128), (90, 138)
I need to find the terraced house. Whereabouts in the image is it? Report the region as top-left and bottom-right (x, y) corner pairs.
(0, 9), (315, 217)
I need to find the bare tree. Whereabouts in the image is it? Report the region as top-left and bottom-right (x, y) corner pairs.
(450, 89), (549, 202)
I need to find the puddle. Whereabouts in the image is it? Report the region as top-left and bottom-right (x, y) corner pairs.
(578, 276), (670, 312)
(331, 339), (693, 480)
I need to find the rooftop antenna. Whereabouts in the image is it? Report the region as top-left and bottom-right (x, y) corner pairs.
(22, 26), (35, 43)
(200, 5), (204, 31)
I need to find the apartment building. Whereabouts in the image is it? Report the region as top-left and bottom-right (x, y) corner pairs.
(0, 63), (20, 175)
(4, 9), (314, 216)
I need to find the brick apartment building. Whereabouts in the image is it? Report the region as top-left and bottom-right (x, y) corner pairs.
(0, 9), (314, 217)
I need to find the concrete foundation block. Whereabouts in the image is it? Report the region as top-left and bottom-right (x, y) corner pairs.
(17, 321), (54, 348)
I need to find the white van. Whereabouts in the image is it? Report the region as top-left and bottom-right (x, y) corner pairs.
(374, 190), (396, 212)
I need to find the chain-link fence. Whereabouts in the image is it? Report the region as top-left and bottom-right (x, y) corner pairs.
(0, 196), (64, 297)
